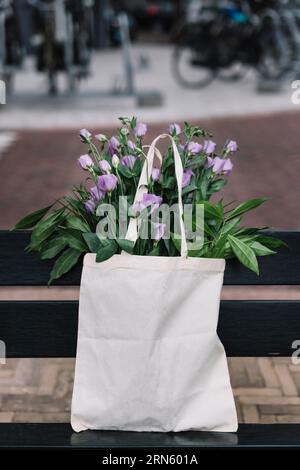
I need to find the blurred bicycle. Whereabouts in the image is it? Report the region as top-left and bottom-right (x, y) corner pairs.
(0, 0), (23, 93)
(172, 0), (292, 88)
(28, 0), (94, 94)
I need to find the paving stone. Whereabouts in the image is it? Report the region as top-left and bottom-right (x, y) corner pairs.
(0, 412), (14, 423)
(260, 405), (300, 415)
(274, 364), (298, 396)
(242, 405), (260, 423)
(258, 358), (280, 388)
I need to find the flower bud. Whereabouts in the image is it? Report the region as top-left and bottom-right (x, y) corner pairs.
(112, 154), (120, 168)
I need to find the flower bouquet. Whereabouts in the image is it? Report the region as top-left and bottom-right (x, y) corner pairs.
(14, 116), (285, 284)
(13, 117), (287, 433)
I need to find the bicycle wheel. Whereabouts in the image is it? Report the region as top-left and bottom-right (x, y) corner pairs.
(258, 16), (292, 80)
(218, 62), (249, 82)
(172, 43), (216, 89)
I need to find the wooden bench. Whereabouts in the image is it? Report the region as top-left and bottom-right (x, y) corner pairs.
(0, 229), (300, 450)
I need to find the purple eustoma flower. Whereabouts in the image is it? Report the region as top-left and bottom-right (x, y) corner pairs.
(108, 136), (120, 155)
(78, 154), (93, 170)
(97, 174), (118, 193)
(153, 222), (166, 241)
(99, 159), (111, 173)
(90, 185), (104, 202)
(168, 123), (181, 136)
(127, 140), (136, 150)
(206, 156), (214, 169)
(222, 158), (234, 174)
(134, 122), (147, 137)
(203, 140), (216, 155)
(226, 140), (238, 152)
(186, 141), (202, 154)
(121, 155), (137, 170)
(85, 199), (96, 214)
(151, 167), (161, 182)
(211, 157), (225, 175)
(134, 193), (162, 213)
(210, 157), (234, 175)
(79, 129), (91, 143)
(182, 169), (194, 188)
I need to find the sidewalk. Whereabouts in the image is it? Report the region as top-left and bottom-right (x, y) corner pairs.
(0, 45), (298, 129)
(0, 111), (299, 230)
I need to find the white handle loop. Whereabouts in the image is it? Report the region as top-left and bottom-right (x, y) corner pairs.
(125, 134), (187, 258)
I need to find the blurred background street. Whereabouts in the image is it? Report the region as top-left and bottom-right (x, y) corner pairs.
(0, 0), (300, 425)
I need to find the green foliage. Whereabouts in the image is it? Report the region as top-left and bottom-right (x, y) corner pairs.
(13, 204), (53, 230)
(13, 117), (285, 281)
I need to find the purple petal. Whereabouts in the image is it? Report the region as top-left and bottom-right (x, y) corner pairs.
(79, 129), (91, 143)
(134, 122), (147, 137)
(203, 140), (216, 155)
(85, 198), (96, 214)
(121, 155), (137, 170)
(151, 167), (161, 182)
(99, 159), (111, 173)
(186, 141), (202, 154)
(97, 174), (118, 192)
(182, 169), (194, 188)
(226, 140), (238, 152)
(108, 136), (120, 155)
(78, 154), (93, 170)
(168, 123), (181, 135)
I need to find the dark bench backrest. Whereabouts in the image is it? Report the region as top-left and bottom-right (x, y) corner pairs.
(0, 230), (299, 358)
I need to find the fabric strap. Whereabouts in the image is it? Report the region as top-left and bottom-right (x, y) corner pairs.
(125, 134), (187, 258)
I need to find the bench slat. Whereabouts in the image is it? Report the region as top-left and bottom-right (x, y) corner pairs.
(1, 300), (299, 357)
(0, 230), (299, 286)
(0, 423), (300, 448)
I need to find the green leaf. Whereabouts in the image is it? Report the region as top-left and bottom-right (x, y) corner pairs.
(227, 198), (268, 221)
(40, 236), (67, 260)
(64, 196), (86, 216)
(208, 179), (227, 194)
(161, 176), (176, 190)
(49, 248), (82, 285)
(228, 235), (259, 275)
(117, 164), (134, 179)
(203, 201), (224, 220)
(116, 238), (135, 254)
(30, 209), (65, 250)
(250, 241), (276, 257)
(181, 183), (198, 196)
(204, 222), (217, 238)
(61, 229), (87, 252)
(186, 155), (205, 167)
(83, 232), (101, 252)
(221, 217), (241, 236)
(148, 245), (160, 256)
(13, 205), (53, 230)
(66, 216), (90, 232)
(256, 235), (288, 250)
(211, 234), (227, 258)
(96, 239), (118, 262)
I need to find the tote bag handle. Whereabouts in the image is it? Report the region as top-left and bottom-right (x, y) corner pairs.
(125, 134), (188, 258)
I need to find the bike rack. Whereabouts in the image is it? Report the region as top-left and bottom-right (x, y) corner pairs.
(115, 12), (162, 107)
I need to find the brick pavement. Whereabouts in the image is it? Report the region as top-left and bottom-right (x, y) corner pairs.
(0, 110), (299, 230)
(1, 358), (300, 424)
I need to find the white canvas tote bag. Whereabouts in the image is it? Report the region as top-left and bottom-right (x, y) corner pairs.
(71, 135), (238, 433)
